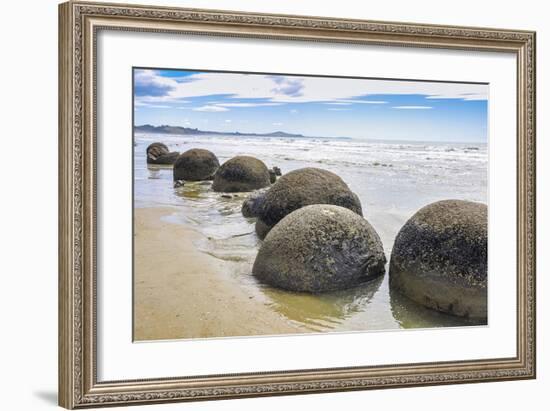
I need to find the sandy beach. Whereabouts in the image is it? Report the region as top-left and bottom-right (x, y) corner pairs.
(133, 206), (308, 341)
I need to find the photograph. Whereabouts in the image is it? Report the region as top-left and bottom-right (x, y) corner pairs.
(132, 68), (489, 341)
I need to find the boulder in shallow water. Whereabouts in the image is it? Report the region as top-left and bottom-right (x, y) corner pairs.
(255, 167), (362, 239)
(389, 199), (487, 319)
(252, 204), (386, 292)
(212, 156), (271, 192)
(173, 148), (220, 181)
(269, 169), (277, 184)
(146, 142), (179, 165)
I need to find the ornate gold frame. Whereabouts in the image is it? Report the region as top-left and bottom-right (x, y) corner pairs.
(58, 1), (536, 408)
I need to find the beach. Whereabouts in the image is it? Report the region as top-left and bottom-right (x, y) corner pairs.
(134, 207), (308, 341)
(134, 132), (487, 341)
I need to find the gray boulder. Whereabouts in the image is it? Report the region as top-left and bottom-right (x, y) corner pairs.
(255, 167), (362, 239)
(255, 219), (271, 239)
(241, 190), (267, 218)
(212, 156), (271, 192)
(389, 199), (487, 319)
(268, 166), (282, 183)
(173, 148), (219, 181)
(146, 142), (179, 165)
(252, 204), (386, 293)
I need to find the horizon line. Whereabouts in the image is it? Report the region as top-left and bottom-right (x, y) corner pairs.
(134, 123), (487, 144)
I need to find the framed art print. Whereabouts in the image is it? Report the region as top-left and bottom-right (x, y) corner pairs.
(58, 1), (536, 408)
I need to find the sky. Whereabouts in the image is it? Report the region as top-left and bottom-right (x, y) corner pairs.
(133, 68), (488, 142)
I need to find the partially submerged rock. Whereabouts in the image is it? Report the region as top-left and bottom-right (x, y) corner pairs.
(252, 204), (386, 293)
(146, 142), (179, 165)
(255, 167), (362, 239)
(389, 199), (487, 319)
(212, 156), (271, 192)
(173, 148), (220, 181)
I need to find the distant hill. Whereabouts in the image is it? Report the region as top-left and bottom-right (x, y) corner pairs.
(134, 124), (304, 138)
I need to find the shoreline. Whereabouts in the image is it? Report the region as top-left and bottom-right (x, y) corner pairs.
(133, 206), (308, 341)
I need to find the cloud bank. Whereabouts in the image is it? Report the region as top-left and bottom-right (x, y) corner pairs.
(134, 69), (488, 108)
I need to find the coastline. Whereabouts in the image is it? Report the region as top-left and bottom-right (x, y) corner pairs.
(133, 206), (308, 341)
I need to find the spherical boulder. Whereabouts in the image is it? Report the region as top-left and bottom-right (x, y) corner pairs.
(146, 142), (179, 165)
(252, 204), (386, 293)
(212, 156), (271, 192)
(173, 148), (219, 181)
(255, 167), (362, 239)
(389, 200), (487, 319)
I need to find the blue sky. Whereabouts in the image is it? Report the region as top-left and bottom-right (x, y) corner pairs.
(133, 68), (488, 142)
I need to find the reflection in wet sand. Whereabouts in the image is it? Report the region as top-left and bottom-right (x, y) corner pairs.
(389, 288), (486, 329)
(261, 276), (384, 331)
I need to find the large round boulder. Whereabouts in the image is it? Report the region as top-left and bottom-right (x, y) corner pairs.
(252, 204), (386, 293)
(146, 142), (179, 165)
(173, 148), (219, 181)
(212, 156), (271, 192)
(255, 167), (362, 239)
(389, 200), (487, 319)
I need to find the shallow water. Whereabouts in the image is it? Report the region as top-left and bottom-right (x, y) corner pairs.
(134, 133), (487, 334)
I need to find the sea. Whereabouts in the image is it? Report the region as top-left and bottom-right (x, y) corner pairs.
(134, 132), (488, 333)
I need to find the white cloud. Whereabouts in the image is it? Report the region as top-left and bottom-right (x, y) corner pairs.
(192, 105), (229, 112)
(134, 101), (173, 108)
(215, 102), (283, 108)
(339, 100), (388, 104)
(328, 108), (352, 111)
(392, 106), (433, 110)
(290, 109), (298, 114)
(324, 100), (387, 105)
(225, 119), (232, 123)
(272, 122), (283, 126)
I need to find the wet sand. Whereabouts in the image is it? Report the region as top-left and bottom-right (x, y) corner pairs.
(133, 207), (308, 341)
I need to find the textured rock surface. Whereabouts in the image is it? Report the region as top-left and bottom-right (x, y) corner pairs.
(255, 167), (362, 239)
(389, 200), (487, 319)
(253, 204), (386, 293)
(146, 142), (179, 165)
(241, 190), (267, 218)
(173, 148), (219, 181)
(255, 218), (271, 239)
(212, 156), (271, 192)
